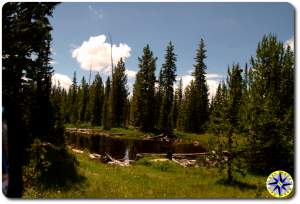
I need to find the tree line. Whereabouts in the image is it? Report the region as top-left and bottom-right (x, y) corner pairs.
(55, 39), (211, 136)
(2, 2), (294, 197)
(54, 34), (294, 179)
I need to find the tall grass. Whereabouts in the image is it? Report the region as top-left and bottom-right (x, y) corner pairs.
(23, 151), (272, 198)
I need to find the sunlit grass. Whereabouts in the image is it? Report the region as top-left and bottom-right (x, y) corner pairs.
(23, 151), (272, 199)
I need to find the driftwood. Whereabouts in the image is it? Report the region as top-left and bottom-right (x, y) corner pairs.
(144, 134), (164, 140)
(143, 133), (176, 142)
(66, 128), (110, 137)
(89, 153), (101, 160)
(172, 158), (197, 167)
(136, 152), (211, 160)
(136, 151), (234, 159)
(72, 148), (84, 154)
(105, 152), (130, 167)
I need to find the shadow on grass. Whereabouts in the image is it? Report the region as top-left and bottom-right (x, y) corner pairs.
(217, 178), (257, 190)
(24, 142), (87, 193)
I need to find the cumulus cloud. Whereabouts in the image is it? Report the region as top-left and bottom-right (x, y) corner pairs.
(176, 73), (223, 99)
(284, 37), (294, 51)
(125, 69), (137, 79)
(72, 35), (131, 74)
(206, 73), (223, 79)
(207, 79), (221, 98)
(52, 73), (73, 90)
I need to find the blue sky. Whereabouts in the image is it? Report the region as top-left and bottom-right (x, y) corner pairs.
(50, 2), (294, 97)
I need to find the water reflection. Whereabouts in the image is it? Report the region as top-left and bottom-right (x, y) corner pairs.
(66, 132), (206, 160)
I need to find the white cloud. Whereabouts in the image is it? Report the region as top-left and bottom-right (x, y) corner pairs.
(206, 73), (223, 79)
(72, 35), (131, 74)
(88, 5), (104, 19)
(176, 75), (194, 90)
(49, 60), (56, 65)
(125, 69), (137, 79)
(284, 37), (294, 51)
(52, 73), (72, 90)
(176, 73), (223, 99)
(207, 79), (220, 98)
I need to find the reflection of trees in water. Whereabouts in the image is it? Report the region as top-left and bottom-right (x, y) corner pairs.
(66, 132), (206, 160)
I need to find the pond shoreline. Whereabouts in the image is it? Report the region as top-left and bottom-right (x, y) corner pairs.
(65, 128), (208, 160)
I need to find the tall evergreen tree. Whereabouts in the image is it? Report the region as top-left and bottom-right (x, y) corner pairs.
(2, 2), (58, 197)
(69, 72), (79, 124)
(158, 42), (177, 135)
(78, 76), (89, 123)
(111, 58), (129, 127)
(209, 82), (227, 134)
(50, 82), (65, 145)
(176, 78), (184, 130)
(190, 38), (210, 133)
(102, 77), (112, 129)
(182, 80), (197, 132)
(90, 73), (104, 126)
(209, 64), (244, 183)
(225, 64), (244, 182)
(155, 68), (164, 129)
(246, 34), (294, 173)
(132, 45), (157, 131)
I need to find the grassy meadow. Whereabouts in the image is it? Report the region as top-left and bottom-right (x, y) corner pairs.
(23, 148), (272, 199)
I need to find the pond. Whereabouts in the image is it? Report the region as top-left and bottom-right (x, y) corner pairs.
(65, 131), (207, 160)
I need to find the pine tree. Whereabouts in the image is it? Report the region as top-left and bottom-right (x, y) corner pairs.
(111, 58), (129, 127)
(2, 2), (58, 197)
(155, 68), (164, 129)
(60, 88), (68, 123)
(78, 76), (89, 123)
(209, 64), (244, 183)
(183, 80), (197, 132)
(158, 42), (177, 135)
(90, 73), (104, 126)
(176, 78), (184, 130)
(70, 72), (79, 124)
(132, 45), (157, 131)
(50, 82), (65, 145)
(225, 64), (244, 182)
(102, 77), (111, 129)
(246, 34), (294, 173)
(209, 82), (226, 134)
(190, 38), (209, 133)
(172, 89), (179, 128)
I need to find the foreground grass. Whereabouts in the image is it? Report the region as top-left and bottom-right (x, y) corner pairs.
(23, 151), (272, 199)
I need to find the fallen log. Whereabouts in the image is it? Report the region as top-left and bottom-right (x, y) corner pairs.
(105, 152), (130, 167)
(136, 152), (210, 160)
(143, 133), (177, 141)
(172, 158), (197, 167)
(89, 153), (101, 160)
(143, 134), (164, 140)
(72, 148), (84, 154)
(150, 158), (170, 162)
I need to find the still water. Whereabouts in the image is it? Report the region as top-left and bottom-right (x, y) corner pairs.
(66, 131), (206, 160)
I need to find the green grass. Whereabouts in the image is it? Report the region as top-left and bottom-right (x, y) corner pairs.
(23, 150), (272, 199)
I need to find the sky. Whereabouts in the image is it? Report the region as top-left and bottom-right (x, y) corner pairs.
(50, 2), (294, 98)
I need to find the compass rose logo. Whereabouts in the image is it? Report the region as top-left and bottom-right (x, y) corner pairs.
(266, 170), (294, 198)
